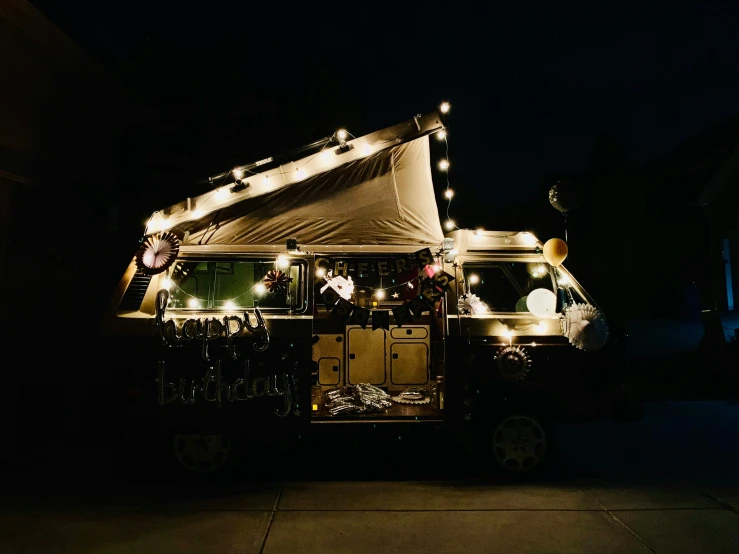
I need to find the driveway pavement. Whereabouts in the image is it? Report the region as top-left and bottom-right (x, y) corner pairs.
(2, 400), (738, 553)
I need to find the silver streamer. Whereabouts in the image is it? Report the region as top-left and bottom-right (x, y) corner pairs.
(325, 383), (393, 416)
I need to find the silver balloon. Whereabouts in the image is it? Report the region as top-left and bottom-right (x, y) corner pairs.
(244, 308), (270, 351)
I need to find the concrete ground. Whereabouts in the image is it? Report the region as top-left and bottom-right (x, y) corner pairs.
(2, 400), (739, 553)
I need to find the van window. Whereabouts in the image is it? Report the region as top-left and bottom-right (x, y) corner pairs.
(461, 262), (554, 314)
(165, 258), (306, 312)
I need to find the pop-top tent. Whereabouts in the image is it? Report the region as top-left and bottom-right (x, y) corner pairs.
(148, 112), (446, 247)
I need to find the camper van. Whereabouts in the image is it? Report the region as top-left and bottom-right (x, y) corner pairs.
(100, 112), (635, 475)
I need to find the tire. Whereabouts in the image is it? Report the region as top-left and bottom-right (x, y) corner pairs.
(171, 434), (232, 474)
(480, 412), (554, 477)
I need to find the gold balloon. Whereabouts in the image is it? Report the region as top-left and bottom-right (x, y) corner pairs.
(543, 238), (568, 267)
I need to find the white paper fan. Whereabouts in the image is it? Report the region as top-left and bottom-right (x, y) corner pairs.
(564, 303), (609, 351)
(135, 232), (180, 275)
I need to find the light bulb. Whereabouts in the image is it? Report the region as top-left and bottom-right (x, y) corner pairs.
(224, 300), (236, 310)
(436, 129), (447, 140)
(502, 328), (513, 339)
(444, 189), (454, 199)
(376, 290), (385, 299)
(444, 219), (455, 230)
(432, 264), (441, 273)
(558, 274), (570, 286)
(439, 102), (451, 114)
(161, 278), (171, 290)
(316, 268), (326, 278)
(337, 129), (347, 140)
(536, 322), (546, 333)
(276, 255), (289, 269)
(233, 168), (244, 179)
(521, 232), (537, 246)
(407, 282), (415, 288)
(254, 283), (266, 295)
(215, 188), (227, 200)
(187, 298), (201, 309)
(469, 274), (479, 285)
(438, 159), (450, 171)
(192, 209), (204, 219)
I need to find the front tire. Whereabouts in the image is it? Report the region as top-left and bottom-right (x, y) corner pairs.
(478, 412), (553, 477)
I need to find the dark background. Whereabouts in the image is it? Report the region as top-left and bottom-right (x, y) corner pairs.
(3, 0), (739, 463)
(26, 0), (739, 224)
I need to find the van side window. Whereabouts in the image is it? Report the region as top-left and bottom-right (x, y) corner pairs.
(166, 259), (306, 312)
(462, 262), (553, 314)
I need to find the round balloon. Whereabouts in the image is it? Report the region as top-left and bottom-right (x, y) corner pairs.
(526, 288), (557, 318)
(548, 179), (582, 213)
(543, 238), (568, 267)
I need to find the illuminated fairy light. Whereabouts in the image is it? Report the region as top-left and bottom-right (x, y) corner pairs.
(436, 129), (447, 140)
(502, 328), (513, 339)
(215, 188), (227, 200)
(558, 274), (571, 286)
(440, 101), (451, 114)
(375, 290), (386, 299)
(224, 300), (236, 310)
(432, 264), (441, 273)
(316, 268), (326, 278)
(254, 283), (267, 295)
(521, 232), (537, 246)
(407, 282), (415, 289)
(276, 255), (290, 269)
(531, 342), (538, 347)
(438, 159), (450, 171)
(444, 219), (455, 230)
(187, 298), (201, 309)
(444, 189), (454, 199)
(192, 209), (204, 219)
(337, 129), (348, 141)
(469, 274), (479, 285)
(161, 278), (172, 290)
(233, 168), (244, 180)
(536, 322), (546, 333)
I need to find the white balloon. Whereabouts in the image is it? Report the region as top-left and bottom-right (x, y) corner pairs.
(526, 288), (557, 318)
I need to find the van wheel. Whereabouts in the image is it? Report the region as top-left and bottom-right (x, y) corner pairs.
(488, 414), (550, 474)
(172, 434), (232, 473)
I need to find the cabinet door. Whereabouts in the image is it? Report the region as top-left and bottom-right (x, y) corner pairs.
(347, 327), (386, 385)
(318, 357), (341, 386)
(390, 343), (429, 385)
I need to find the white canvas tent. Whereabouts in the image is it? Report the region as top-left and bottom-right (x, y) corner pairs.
(149, 112), (446, 247)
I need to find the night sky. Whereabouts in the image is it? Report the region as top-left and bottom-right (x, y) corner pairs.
(30, 1), (739, 230)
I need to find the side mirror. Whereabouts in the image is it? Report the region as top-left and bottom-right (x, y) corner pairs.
(556, 288), (567, 313)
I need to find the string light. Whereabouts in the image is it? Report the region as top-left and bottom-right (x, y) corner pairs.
(233, 168), (244, 179)
(254, 283), (267, 295)
(337, 129), (348, 141)
(436, 129), (447, 140)
(469, 274), (479, 285)
(444, 219), (455, 230)
(224, 300), (237, 310)
(215, 188), (227, 200)
(187, 298), (201, 309)
(375, 290), (386, 299)
(438, 159), (450, 171)
(444, 189), (454, 199)
(316, 268), (326, 278)
(440, 101), (450, 114)
(276, 255), (290, 269)
(474, 228), (484, 235)
(192, 209), (204, 219)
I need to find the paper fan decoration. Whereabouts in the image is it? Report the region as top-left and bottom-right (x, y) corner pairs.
(264, 270), (292, 294)
(135, 232), (179, 275)
(458, 293), (489, 315)
(564, 303), (609, 351)
(494, 345), (531, 382)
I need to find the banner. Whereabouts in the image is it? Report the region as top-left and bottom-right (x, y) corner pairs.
(321, 248), (446, 329)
